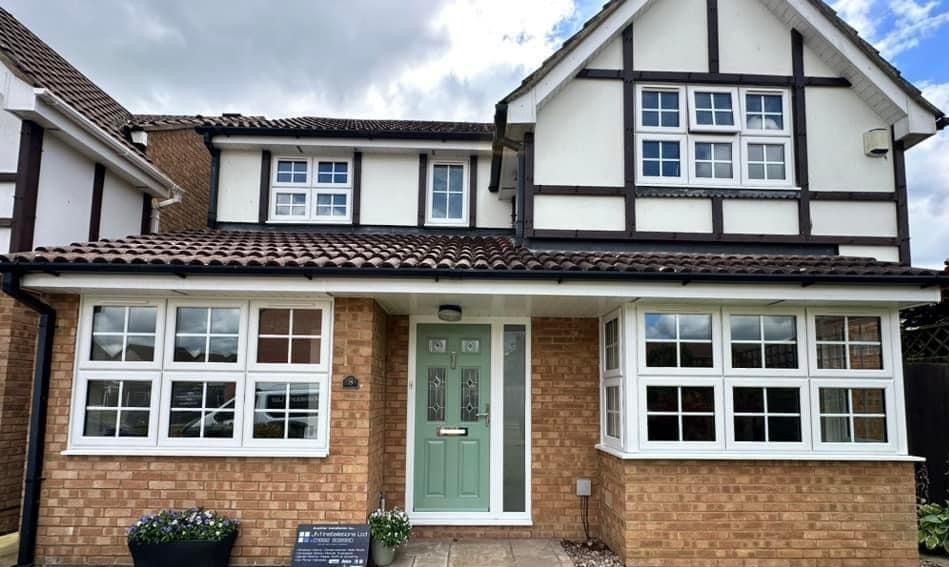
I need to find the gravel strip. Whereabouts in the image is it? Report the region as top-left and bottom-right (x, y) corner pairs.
(561, 539), (625, 567)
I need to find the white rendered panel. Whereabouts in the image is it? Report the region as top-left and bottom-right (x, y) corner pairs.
(217, 149), (262, 223)
(33, 132), (94, 249)
(811, 201), (897, 237)
(360, 153), (420, 226)
(533, 195), (625, 231)
(722, 200), (799, 235)
(633, 0), (707, 72)
(635, 198), (713, 233)
(100, 170), (144, 239)
(838, 245), (900, 263)
(719, 0), (792, 75)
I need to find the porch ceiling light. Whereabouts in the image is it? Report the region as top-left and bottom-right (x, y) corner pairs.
(437, 304), (463, 322)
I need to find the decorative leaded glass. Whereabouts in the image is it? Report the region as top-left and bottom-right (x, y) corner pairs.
(461, 368), (480, 422)
(461, 339), (480, 353)
(427, 368), (446, 422)
(428, 339), (447, 353)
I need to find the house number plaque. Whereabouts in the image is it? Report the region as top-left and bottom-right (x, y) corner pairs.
(290, 524), (370, 567)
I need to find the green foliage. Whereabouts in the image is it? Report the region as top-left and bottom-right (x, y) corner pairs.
(919, 503), (949, 555)
(368, 508), (412, 548)
(127, 508), (239, 545)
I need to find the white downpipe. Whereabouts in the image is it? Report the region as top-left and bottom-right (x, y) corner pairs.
(149, 190), (184, 233)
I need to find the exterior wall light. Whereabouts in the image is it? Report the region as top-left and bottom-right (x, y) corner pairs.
(437, 305), (462, 322)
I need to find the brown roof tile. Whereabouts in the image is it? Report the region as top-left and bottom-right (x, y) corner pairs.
(0, 7), (144, 157)
(0, 230), (943, 284)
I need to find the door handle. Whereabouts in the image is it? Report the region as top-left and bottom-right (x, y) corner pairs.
(476, 403), (490, 425)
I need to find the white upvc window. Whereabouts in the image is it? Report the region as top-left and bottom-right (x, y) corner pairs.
(600, 311), (624, 448)
(68, 296), (333, 457)
(636, 134), (688, 185)
(723, 309), (806, 376)
(807, 311), (891, 377)
(811, 380), (896, 452)
(741, 88), (791, 136)
(636, 84), (685, 133)
(270, 156), (353, 223)
(688, 86), (739, 132)
(638, 308), (721, 375)
(724, 378), (810, 451)
(427, 161), (468, 226)
(639, 378), (724, 451)
(690, 136), (738, 185)
(741, 137), (793, 188)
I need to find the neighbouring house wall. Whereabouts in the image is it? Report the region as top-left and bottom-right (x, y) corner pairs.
(384, 316), (600, 540)
(145, 128), (211, 232)
(0, 295), (37, 534)
(33, 295), (389, 565)
(32, 132), (94, 249)
(99, 170), (143, 239)
(601, 456), (918, 567)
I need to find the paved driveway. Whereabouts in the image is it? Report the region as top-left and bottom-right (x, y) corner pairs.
(391, 539), (572, 567)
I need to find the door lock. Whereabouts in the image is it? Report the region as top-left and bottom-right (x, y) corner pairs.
(476, 403), (490, 425)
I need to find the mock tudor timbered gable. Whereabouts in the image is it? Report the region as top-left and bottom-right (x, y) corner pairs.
(494, 0), (944, 265)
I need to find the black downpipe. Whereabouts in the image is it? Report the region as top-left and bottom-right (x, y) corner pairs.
(203, 131), (221, 229)
(1, 272), (55, 567)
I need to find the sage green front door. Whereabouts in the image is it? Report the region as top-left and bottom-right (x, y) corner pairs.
(414, 324), (491, 512)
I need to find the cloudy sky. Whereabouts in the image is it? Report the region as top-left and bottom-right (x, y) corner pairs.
(3, 0), (947, 266)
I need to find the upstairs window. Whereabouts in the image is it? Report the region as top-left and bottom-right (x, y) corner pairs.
(427, 162), (467, 225)
(691, 139), (737, 184)
(689, 87), (737, 131)
(640, 88), (681, 130)
(744, 90), (789, 134)
(271, 156), (353, 223)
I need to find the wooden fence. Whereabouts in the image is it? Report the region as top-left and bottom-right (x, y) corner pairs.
(904, 362), (949, 504)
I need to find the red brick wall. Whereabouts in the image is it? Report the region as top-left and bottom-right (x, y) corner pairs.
(34, 296), (388, 565)
(597, 451), (627, 559)
(144, 128), (211, 232)
(0, 295), (38, 534)
(609, 457), (919, 567)
(366, 302), (388, 515)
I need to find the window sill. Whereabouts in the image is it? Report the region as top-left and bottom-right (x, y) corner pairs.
(594, 444), (923, 462)
(62, 447), (329, 458)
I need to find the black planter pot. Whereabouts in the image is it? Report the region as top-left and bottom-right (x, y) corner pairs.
(129, 532), (237, 567)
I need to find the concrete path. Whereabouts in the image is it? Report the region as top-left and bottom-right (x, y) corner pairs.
(390, 539), (572, 567)
(0, 533), (16, 567)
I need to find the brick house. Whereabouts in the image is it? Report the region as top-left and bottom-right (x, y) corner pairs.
(1, 1), (948, 567)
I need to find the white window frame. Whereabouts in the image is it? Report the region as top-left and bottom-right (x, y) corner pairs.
(638, 306), (722, 376)
(806, 309), (892, 377)
(724, 378), (810, 452)
(740, 88), (792, 137)
(810, 379), (897, 453)
(242, 373), (331, 452)
(426, 160), (469, 227)
(636, 84), (686, 133)
(158, 372), (245, 448)
(639, 377), (724, 452)
(687, 86), (740, 133)
(272, 157), (310, 187)
(69, 370), (162, 449)
(740, 137), (794, 188)
(270, 156), (353, 223)
(313, 158), (353, 189)
(78, 299), (165, 370)
(248, 301), (333, 373)
(689, 135), (739, 186)
(723, 308), (807, 376)
(636, 133), (689, 186)
(600, 310), (624, 449)
(163, 300), (248, 371)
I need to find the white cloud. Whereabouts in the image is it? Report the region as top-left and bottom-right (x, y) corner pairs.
(905, 82), (949, 268)
(832, 0), (949, 58)
(832, 0), (879, 36)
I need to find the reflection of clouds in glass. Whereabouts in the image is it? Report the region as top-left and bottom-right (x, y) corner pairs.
(679, 315), (711, 340)
(730, 315), (760, 341)
(763, 316), (796, 341)
(644, 313), (675, 340)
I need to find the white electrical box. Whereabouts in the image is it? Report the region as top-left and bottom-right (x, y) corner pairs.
(863, 128), (890, 157)
(576, 478), (591, 497)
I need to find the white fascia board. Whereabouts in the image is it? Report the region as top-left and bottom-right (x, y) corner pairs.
(4, 89), (177, 199)
(781, 0), (938, 141)
(20, 273), (941, 306)
(531, 0), (651, 111)
(212, 135), (491, 154)
(507, 91), (537, 124)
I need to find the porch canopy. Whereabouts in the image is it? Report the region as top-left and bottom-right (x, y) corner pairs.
(0, 229), (943, 312)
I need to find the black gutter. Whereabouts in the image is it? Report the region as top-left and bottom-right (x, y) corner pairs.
(195, 126), (493, 142)
(203, 132), (221, 229)
(488, 103), (508, 193)
(1, 262), (945, 287)
(1, 272), (55, 567)
(938, 116), (948, 130)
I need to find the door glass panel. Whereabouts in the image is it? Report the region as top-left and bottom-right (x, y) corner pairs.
(461, 368), (480, 422)
(503, 325), (526, 513)
(427, 368), (446, 422)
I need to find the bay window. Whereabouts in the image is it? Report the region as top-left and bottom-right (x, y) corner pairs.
(634, 84), (792, 188)
(600, 311), (624, 448)
(271, 156), (353, 223)
(70, 298), (333, 456)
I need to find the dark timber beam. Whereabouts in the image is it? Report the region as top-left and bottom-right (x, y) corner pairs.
(791, 29), (812, 237)
(892, 129), (911, 265)
(11, 120), (43, 252)
(468, 154), (478, 229)
(88, 163), (105, 241)
(140, 194), (152, 235)
(575, 69), (850, 88)
(523, 132), (535, 233)
(417, 153), (428, 226)
(352, 152), (363, 226)
(257, 150), (272, 224)
(706, 0), (720, 74)
(622, 24), (636, 234)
